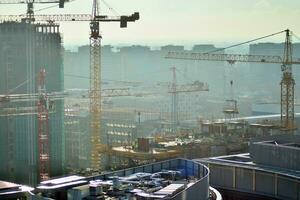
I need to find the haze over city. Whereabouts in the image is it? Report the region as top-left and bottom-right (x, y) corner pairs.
(0, 1), (300, 200)
(1, 0), (300, 46)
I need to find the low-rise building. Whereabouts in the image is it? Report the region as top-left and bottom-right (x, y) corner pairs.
(35, 158), (221, 200)
(196, 134), (300, 200)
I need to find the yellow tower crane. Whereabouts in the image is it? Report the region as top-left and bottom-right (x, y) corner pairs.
(166, 29), (300, 131)
(0, 1), (139, 171)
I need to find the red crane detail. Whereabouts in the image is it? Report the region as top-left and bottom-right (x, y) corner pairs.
(37, 69), (50, 181)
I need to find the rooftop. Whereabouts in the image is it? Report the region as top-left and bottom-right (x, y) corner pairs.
(0, 181), (34, 199)
(195, 152), (300, 180)
(37, 158), (212, 200)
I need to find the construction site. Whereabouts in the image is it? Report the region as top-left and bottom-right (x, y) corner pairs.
(0, 1), (300, 200)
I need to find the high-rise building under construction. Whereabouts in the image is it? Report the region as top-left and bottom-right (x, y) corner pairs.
(0, 21), (64, 186)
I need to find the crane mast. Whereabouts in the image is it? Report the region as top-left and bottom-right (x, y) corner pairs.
(37, 69), (50, 181)
(168, 67), (209, 134)
(281, 29), (295, 130)
(89, 0), (102, 170)
(170, 67), (178, 133)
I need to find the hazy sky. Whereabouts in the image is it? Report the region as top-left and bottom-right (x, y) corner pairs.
(1, 0), (300, 46)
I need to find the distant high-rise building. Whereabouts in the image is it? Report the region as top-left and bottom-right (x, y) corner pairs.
(192, 44), (223, 53)
(0, 22), (64, 186)
(161, 45), (185, 52)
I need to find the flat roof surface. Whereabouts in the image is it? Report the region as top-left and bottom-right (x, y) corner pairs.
(0, 181), (34, 197)
(253, 140), (300, 151)
(40, 175), (85, 185)
(154, 183), (185, 195)
(195, 153), (300, 180)
(37, 175), (87, 190)
(0, 181), (19, 191)
(112, 146), (178, 154)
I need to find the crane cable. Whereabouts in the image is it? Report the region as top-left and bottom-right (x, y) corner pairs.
(101, 0), (119, 16)
(7, 73), (40, 94)
(64, 73), (143, 85)
(32, 4), (60, 13)
(205, 29), (287, 54)
(292, 32), (300, 42)
(175, 67), (192, 82)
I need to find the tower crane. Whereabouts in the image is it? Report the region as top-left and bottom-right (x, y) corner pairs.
(88, 0), (138, 171)
(0, 68), (143, 181)
(37, 69), (51, 181)
(0, 0), (69, 20)
(169, 67), (178, 133)
(0, 0), (139, 171)
(166, 29), (300, 131)
(169, 67), (209, 133)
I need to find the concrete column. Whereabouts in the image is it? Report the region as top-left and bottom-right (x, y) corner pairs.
(274, 174), (278, 196)
(233, 166), (236, 189)
(252, 169), (256, 191)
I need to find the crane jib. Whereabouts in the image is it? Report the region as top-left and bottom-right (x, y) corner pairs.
(0, 0), (69, 4)
(0, 13), (140, 27)
(165, 52), (300, 65)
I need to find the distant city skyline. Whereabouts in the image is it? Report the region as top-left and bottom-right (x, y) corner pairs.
(0, 0), (299, 46)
